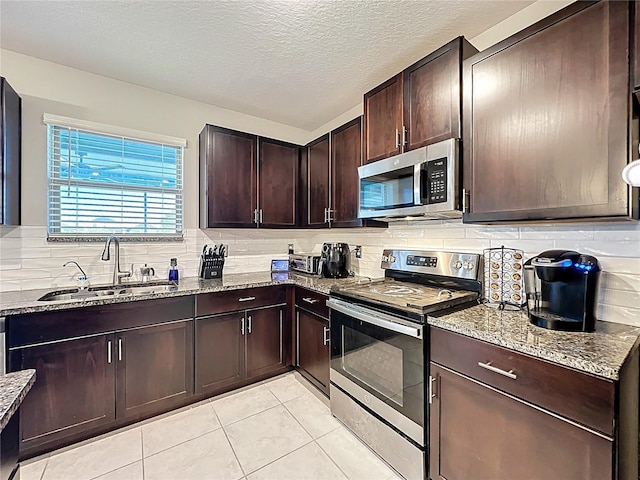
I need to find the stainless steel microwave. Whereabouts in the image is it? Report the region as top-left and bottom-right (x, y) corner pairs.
(358, 138), (460, 221)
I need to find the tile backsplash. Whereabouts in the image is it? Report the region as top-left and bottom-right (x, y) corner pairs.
(1, 220), (639, 326)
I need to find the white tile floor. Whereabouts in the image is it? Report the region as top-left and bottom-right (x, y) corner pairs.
(21, 373), (404, 480)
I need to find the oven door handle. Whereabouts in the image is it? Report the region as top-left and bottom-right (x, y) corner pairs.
(327, 298), (423, 339)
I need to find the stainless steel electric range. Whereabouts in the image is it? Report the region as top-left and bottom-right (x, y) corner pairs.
(327, 250), (482, 480)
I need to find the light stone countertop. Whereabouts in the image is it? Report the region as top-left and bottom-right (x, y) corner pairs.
(0, 369), (36, 431)
(0, 272), (375, 317)
(428, 304), (640, 380)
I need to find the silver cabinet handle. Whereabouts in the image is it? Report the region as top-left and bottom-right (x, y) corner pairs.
(254, 208), (259, 224)
(241, 317), (245, 335)
(259, 209), (263, 224)
(303, 297), (318, 304)
(248, 315), (252, 334)
(118, 338), (123, 362)
(323, 326), (329, 346)
(428, 375), (436, 404)
(107, 340), (112, 364)
(402, 125), (407, 147)
(239, 296), (256, 302)
(395, 128), (400, 149)
(477, 361), (517, 380)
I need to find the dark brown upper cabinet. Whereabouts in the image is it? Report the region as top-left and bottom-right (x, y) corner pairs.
(331, 117), (363, 227)
(363, 37), (477, 164)
(463, 1), (634, 223)
(258, 138), (299, 228)
(199, 125), (300, 229)
(199, 125), (257, 228)
(364, 74), (403, 163)
(304, 134), (330, 227)
(301, 117), (369, 228)
(1, 77), (21, 225)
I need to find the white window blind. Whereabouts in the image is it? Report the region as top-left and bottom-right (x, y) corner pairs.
(45, 116), (185, 240)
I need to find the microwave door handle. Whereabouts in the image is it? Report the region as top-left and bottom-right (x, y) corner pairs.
(414, 164), (423, 205)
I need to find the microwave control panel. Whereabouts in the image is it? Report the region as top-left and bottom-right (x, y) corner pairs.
(425, 158), (447, 204)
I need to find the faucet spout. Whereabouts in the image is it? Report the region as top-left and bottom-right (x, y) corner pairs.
(101, 235), (131, 285)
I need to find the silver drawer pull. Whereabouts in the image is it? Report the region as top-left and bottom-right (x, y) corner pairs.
(238, 296), (256, 302)
(303, 297), (318, 304)
(477, 361), (517, 380)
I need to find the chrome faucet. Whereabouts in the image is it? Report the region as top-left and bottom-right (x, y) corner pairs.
(101, 235), (132, 285)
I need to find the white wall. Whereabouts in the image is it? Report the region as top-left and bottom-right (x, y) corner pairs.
(1, 0), (639, 327)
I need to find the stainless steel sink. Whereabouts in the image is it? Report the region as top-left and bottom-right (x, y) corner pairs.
(37, 281), (178, 302)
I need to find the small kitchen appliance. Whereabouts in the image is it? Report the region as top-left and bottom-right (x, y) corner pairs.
(321, 243), (350, 278)
(288, 253), (322, 275)
(328, 249), (481, 480)
(524, 249), (601, 332)
(358, 138), (460, 221)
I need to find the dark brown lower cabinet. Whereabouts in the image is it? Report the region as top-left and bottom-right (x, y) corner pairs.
(195, 303), (289, 396)
(10, 335), (116, 452)
(116, 320), (193, 420)
(195, 312), (245, 394)
(246, 306), (286, 379)
(429, 363), (612, 480)
(295, 307), (329, 395)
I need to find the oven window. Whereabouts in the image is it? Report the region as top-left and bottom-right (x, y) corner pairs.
(341, 326), (404, 406)
(360, 166), (414, 211)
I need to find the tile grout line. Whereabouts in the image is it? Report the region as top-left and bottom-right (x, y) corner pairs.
(36, 456), (50, 480)
(140, 426), (145, 480)
(215, 406), (248, 479)
(242, 437), (317, 478)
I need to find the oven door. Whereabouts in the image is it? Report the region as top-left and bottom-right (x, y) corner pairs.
(327, 298), (425, 445)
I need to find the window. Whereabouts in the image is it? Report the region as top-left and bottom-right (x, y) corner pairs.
(45, 115), (185, 240)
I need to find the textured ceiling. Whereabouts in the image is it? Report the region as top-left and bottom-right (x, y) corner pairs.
(0, 0), (533, 131)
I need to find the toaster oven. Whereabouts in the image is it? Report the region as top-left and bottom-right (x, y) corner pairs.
(289, 253), (321, 275)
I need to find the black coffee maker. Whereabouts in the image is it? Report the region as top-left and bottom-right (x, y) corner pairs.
(320, 243), (350, 278)
(524, 250), (601, 332)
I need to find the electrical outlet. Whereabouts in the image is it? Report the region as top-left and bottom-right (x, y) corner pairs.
(354, 245), (362, 258)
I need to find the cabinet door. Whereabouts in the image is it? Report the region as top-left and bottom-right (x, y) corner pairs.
(403, 38), (474, 151)
(331, 117), (363, 227)
(296, 308), (329, 395)
(116, 320), (193, 420)
(306, 135), (330, 227)
(199, 125), (257, 228)
(429, 363), (612, 480)
(463, 1), (630, 222)
(0, 77), (21, 226)
(246, 306), (286, 379)
(195, 312), (245, 395)
(259, 138), (298, 228)
(11, 335), (115, 450)
(364, 74), (403, 163)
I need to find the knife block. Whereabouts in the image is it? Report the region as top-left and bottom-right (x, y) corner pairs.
(199, 254), (224, 279)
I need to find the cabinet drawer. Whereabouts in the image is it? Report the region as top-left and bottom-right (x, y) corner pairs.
(196, 286), (286, 316)
(430, 327), (615, 436)
(295, 288), (329, 318)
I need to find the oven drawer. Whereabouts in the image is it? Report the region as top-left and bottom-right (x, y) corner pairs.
(295, 288), (329, 318)
(430, 327), (615, 436)
(196, 286), (286, 316)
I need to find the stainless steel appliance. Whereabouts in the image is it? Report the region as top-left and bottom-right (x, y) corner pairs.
(321, 243), (350, 278)
(289, 253), (321, 275)
(524, 249), (601, 332)
(328, 250), (481, 480)
(358, 138), (460, 221)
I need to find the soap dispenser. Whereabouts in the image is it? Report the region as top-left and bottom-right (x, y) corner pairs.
(168, 258), (179, 283)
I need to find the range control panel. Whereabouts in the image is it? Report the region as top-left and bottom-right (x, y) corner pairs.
(381, 249), (481, 281)
(426, 158), (447, 204)
(406, 255), (438, 268)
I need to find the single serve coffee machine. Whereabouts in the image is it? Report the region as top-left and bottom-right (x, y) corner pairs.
(524, 250), (601, 332)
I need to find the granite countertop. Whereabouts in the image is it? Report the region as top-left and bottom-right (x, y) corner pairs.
(0, 272), (375, 316)
(0, 369), (36, 430)
(428, 304), (640, 380)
